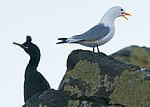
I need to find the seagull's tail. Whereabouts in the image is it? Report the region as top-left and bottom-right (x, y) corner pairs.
(56, 38), (68, 44)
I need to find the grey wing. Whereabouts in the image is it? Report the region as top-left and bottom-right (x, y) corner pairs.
(72, 23), (110, 41)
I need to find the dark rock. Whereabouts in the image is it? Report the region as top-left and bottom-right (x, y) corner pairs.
(58, 50), (150, 106)
(22, 89), (75, 107)
(22, 49), (150, 107)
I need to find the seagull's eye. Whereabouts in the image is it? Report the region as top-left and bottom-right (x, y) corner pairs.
(121, 9), (123, 11)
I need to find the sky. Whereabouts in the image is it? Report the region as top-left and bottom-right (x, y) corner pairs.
(0, 0), (150, 106)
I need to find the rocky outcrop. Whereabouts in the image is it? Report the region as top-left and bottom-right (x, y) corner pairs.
(111, 45), (150, 69)
(22, 47), (150, 107)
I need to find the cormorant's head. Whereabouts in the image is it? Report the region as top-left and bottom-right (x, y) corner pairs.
(13, 36), (40, 58)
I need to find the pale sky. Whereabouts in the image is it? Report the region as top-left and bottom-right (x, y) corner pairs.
(0, 0), (150, 106)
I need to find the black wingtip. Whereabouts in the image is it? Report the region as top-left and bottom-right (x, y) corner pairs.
(57, 38), (68, 44)
(56, 41), (67, 44)
(58, 38), (67, 40)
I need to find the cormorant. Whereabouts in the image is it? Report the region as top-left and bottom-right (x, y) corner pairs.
(13, 36), (50, 103)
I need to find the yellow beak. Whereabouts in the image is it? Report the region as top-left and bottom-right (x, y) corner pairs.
(122, 13), (131, 20)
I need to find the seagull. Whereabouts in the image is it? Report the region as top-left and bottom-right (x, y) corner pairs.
(56, 6), (131, 52)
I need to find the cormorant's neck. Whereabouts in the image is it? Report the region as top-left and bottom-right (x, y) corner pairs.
(26, 54), (40, 71)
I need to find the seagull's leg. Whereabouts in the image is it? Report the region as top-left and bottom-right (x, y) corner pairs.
(93, 47), (95, 52)
(96, 45), (100, 53)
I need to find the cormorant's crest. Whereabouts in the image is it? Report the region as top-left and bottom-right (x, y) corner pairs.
(26, 35), (32, 43)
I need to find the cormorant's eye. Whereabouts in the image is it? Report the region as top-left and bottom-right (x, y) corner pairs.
(25, 44), (29, 49)
(25, 46), (29, 49)
(121, 9), (123, 11)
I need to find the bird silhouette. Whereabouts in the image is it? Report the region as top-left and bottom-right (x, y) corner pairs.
(13, 36), (50, 102)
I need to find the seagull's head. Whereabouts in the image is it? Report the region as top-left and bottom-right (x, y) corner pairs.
(109, 6), (131, 20)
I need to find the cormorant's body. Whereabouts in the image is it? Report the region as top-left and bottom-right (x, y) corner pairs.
(13, 36), (50, 102)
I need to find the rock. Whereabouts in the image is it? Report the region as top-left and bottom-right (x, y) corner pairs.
(58, 50), (150, 106)
(22, 49), (150, 107)
(22, 89), (77, 107)
(111, 45), (150, 69)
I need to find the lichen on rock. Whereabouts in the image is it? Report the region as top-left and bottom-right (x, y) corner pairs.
(39, 104), (47, 107)
(104, 74), (119, 92)
(63, 60), (101, 97)
(64, 85), (82, 97)
(67, 100), (79, 107)
(109, 70), (150, 106)
(112, 46), (150, 69)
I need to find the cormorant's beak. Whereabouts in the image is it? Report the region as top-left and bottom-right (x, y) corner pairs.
(13, 42), (29, 49)
(122, 12), (131, 20)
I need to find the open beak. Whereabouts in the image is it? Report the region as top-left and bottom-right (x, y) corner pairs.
(13, 42), (29, 49)
(122, 12), (131, 20)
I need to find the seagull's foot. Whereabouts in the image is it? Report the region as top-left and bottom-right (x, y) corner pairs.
(96, 45), (100, 53)
(93, 47), (95, 52)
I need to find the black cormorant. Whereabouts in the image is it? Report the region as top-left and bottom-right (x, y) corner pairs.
(13, 36), (50, 102)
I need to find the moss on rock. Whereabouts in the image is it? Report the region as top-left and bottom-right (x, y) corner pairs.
(109, 70), (150, 106)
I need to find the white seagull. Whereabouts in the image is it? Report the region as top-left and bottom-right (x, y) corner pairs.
(56, 6), (131, 52)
